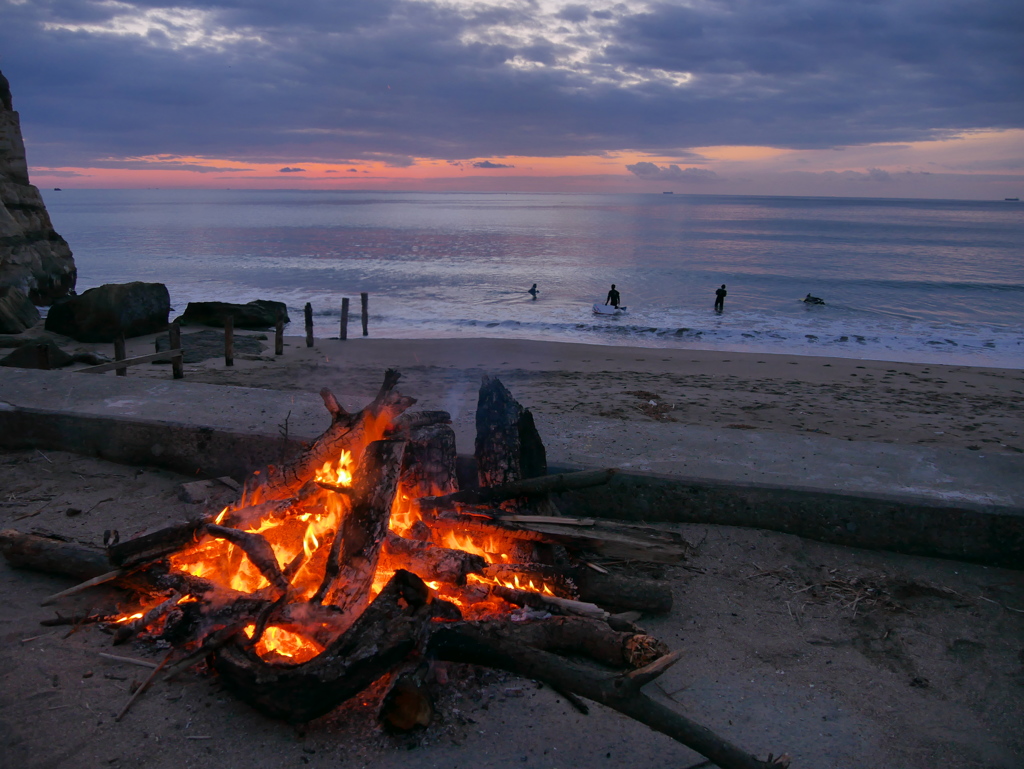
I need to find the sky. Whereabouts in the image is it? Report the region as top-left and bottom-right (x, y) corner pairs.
(2, 0), (1022, 199)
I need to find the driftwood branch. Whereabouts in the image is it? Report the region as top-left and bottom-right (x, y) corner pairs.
(430, 624), (789, 769)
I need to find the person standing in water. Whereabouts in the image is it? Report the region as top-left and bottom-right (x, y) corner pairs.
(605, 284), (621, 308)
(714, 284), (727, 312)
(528, 284), (539, 299)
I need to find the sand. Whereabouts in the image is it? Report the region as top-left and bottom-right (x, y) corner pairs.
(2, 329), (1023, 767)
(1, 448), (1022, 769)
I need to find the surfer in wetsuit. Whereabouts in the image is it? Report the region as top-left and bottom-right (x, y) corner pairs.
(605, 284), (621, 308)
(528, 284), (539, 299)
(803, 293), (824, 305)
(714, 284), (727, 312)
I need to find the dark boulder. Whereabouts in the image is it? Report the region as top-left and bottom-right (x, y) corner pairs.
(44, 282), (170, 342)
(0, 286), (40, 333)
(0, 340), (72, 368)
(176, 300), (289, 330)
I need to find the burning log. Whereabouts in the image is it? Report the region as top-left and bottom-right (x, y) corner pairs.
(243, 369), (416, 503)
(312, 440), (405, 616)
(213, 569), (453, 722)
(407, 517), (544, 564)
(483, 564), (673, 615)
(382, 533), (486, 585)
(475, 376), (546, 491)
(107, 518), (211, 569)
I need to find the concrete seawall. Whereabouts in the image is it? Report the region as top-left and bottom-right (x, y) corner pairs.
(1, 368), (1021, 568)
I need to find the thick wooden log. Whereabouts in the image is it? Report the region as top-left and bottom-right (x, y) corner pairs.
(313, 440), (406, 617)
(1, 529), (110, 580)
(438, 617), (668, 670)
(242, 369), (415, 503)
(383, 533), (486, 585)
(484, 564), (673, 615)
(475, 375), (546, 490)
(502, 519), (693, 564)
(107, 518), (209, 568)
(429, 625), (789, 769)
(418, 469), (615, 511)
(492, 585), (609, 620)
(397, 422), (459, 499)
(213, 570), (450, 723)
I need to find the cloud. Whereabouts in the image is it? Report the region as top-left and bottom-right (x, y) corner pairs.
(0, 0), (1020, 176)
(472, 160), (515, 169)
(29, 168), (90, 178)
(625, 162), (719, 182)
(278, 167), (306, 173)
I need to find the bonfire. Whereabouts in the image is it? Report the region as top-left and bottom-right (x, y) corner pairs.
(1, 371), (789, 769)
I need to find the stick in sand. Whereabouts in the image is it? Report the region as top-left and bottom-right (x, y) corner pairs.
(40, 569), (124, 607)
(115, 649), (173, 721)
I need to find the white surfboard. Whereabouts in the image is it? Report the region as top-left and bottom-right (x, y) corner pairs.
(593, 303), (627, 315)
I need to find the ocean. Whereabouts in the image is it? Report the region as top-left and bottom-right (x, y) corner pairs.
(41, 189), (1024, 368)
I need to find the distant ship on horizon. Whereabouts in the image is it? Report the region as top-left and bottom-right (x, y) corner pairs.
(1005, 197), (1019, 201)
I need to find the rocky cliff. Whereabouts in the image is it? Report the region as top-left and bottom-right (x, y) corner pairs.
(0, 70), (76, 305)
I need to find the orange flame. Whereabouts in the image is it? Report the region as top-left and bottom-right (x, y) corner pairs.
(242, 624), (324, 664)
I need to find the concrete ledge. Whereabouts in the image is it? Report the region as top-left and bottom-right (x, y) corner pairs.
(1, 369), (1021, 569)
(547, 466), (1023, 570)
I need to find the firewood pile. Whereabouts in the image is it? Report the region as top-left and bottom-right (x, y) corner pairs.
(0, 371), (790, 769)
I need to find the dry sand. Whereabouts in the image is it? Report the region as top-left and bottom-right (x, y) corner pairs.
(2, 330), (1023, 768)
(1, 449), (1022, 769)
(84, 330), (1024, 458)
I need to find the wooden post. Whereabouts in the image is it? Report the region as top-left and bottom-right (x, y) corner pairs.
(169, 322), (184, 379)
(114, 334), (127, 377)
(304, 302), (314, 347)
(224, 314), (234, 367)
(360, 292), (368, 337)
(35, 344), (50, 370)
(275, 310), (284, 356)
(340, 298), (349, 340)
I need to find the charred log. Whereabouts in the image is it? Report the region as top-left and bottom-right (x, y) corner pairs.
(213, 570), (453, 723)
(398, 422), (459, 500)
(475, 376), (546, 492)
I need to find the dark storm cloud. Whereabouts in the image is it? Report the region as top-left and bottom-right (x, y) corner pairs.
(473, 160), (515, 169)
(1, 0), (1020, 168)
(278, 167), (306, 173)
